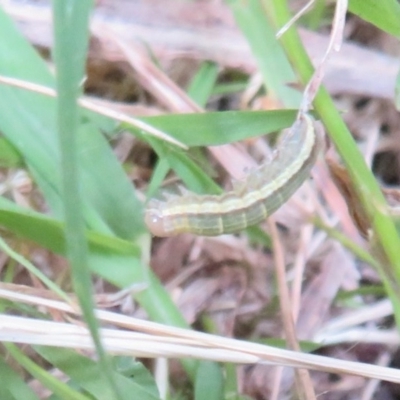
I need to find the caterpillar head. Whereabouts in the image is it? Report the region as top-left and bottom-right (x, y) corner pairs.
(144, 201), (171, 237)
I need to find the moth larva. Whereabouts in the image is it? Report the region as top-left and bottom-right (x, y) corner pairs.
(145, 113), (320, 237)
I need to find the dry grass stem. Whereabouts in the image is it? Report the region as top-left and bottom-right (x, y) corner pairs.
(0, 286), (400, 384)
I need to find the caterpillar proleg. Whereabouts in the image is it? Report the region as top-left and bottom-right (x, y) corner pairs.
(145, 113), (320, 236)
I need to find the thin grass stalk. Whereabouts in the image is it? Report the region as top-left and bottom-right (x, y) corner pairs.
(52, 1), (124, 398)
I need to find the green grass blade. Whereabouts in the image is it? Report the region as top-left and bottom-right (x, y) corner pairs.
(36, 347), (161, 400)
(194, 361), (224, 400)
(77, 122), (145, 238)
(187, 61), (219, 107)
(212, 80), (248, 96)
(147, 137), (221, 195)
(51, 1), (123, 399)
(4, 343), (90, 400)
(0, 236), (70, 304)
(228, 0), (301, 107)
(0, 138), (22, 168)
(0, 196), (139, 257)
(349, 0), (400, 37)
(145, 158), (171, 199)
(136, 109), (298, 146)
(0, 356), (40, 400)
(303, 0), (328, 30)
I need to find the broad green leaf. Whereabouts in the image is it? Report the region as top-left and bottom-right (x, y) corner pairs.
(0, 138), (23, 168)
(36, 347), (161, 400)
(137, 109), (298, 146)
(349, 0), (400, 37)
(0, 9), (144, 240)
(5, 343), (90, 400)
(195, 361), (224, 400)
(0, 356), (40, 400)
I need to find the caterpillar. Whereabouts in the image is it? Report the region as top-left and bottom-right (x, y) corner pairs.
(145, 113), (320, 236)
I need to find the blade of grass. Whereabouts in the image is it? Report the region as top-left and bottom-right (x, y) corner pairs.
(194, 361), (224, 400)
(135, 109), (299, 146)
(312, 217), (381, 269)
(146, 137), (221, 196)
(349, 0), (400, 36)
(0, 138), (22, 168)
(224, 363), (239, 400)
(212, 80), (248, 96)
(0, 356), (40, 400)
(303, 0), (328, 30)
(0, 196), (138, 257)
(145, 157), (171, 200)
(0, 235), (71, 304)
(187, 61), (219, 107)
(77, 121), (146, 238)
(4, 343), (91, 400)
(36, 346), (161, 400)
(228, 0), (301, 108)
(52, 1), (123, 399)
